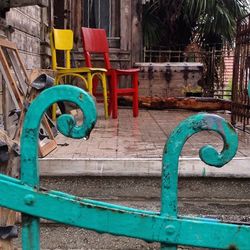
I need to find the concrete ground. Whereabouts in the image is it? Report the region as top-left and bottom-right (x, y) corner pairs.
(40, 105), (250, 178)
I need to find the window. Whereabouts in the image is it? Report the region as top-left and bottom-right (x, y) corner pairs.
(83, 0), (120, 47)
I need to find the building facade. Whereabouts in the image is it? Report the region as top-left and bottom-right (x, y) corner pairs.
(0, 0), (142, 132)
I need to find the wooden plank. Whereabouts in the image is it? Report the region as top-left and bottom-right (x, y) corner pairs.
(120, 0), (131, 51)
(14, 49), (31, 85)
(0, 39), (17, 50)
(39, 139), (57, 157)
(1, 75), (8, 132)
(0, 40), (29, 103)
(0, 208), (15, 250)
(73, 0), (82, 46)
(8, 49), (28, 95)
(13, 109), (57, 158)
(0, 131), (19, 249)
(2, 85), (17, 138)
(41, 116), (54, 139)
(120, 96), (232, 111)
(111, 1), (120, 37)
(0, 38), (57, 157)
(15, 89), (57, 158)
(131, 0), (142, 63)
(9, 0), (48, 7)
(0, 53), (22, 108)
(10, 32), (40, 56)
(13, 108), (25, 141)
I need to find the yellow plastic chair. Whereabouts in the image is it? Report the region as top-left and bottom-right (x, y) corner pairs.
(50, 28), (108, 119)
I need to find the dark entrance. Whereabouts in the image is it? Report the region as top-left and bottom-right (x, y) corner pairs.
(53, 0), (65, 28)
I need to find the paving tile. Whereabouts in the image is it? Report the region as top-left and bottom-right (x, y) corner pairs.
(44, 104), (250, 161)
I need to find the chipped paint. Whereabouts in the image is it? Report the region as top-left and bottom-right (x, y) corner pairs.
(0, 86), (249, 249)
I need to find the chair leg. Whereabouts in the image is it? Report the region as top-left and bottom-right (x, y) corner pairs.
(108, 98), (112, 116)
(100, 73), (109, 119)
(112, 94), (118, 119)
(111, 76), (118, 119)
(87, 72), (92, 94)
(107, 79), (112, 116)
(132, 73), (139, 117)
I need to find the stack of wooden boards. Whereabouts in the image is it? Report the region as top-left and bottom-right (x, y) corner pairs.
(0, 38), (57, 157)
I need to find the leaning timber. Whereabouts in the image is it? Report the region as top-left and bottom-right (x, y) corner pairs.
(119, 96), (232, 111)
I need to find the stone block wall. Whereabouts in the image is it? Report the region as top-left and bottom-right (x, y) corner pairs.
(6, 6), (42, 69)
(0, 5), (50, 134)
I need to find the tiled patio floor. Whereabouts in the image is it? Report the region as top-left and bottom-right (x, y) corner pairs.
(46, 105), (250, 159)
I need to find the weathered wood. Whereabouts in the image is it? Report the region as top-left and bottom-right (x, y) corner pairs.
(7, 10), (41, 39)
(120, 0), (131, 52)
(29, 68), (55, 83)
(73, 0), (81, 46)
(111, 1), (119, 38)
(131, 0), (142, 63)
(8, 49), (29, 95)
(15, 89), (57, 158)
(0, 130), (19, 250)
(14, 49), (31, 85)
(39, 137), (57, 157)
(0, 46), (23, 107)
(119, 96), (232, 111)
(0, 38), (57, 157)
(135, 62), (203, 98)
(6, 5), (42, 69)
(2, 84), (17, 137)
(8, 0), (48, 8)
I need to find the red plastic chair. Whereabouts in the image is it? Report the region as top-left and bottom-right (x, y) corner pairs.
(81, 27), (139, 119)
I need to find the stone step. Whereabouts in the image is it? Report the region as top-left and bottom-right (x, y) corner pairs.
(39, 157), (250, 178)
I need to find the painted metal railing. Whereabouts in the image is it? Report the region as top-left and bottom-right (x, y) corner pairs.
(0, 85), (250, 249)
(143, 47), (234, 99)
(231, 14), (250, 131)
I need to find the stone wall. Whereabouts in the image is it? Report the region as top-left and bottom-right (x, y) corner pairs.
(6, 6), (42, 69)
(0, 5), (51, 134)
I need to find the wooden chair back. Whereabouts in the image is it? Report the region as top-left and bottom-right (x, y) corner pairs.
(50, 28), (74, 70)
(81, 27), (111, 70)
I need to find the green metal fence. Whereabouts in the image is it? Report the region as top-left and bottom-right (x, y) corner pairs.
(0, 85), (249, 249)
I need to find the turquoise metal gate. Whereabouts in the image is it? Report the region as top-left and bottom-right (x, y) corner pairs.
(0, 85), (249, 249)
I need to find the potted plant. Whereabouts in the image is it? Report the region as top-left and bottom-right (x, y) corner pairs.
(183, 84), (203, 97)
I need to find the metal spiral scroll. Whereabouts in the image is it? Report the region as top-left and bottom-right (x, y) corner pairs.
(20, 85), (97, 184)
(19, 85), (97, 249)
(161, 113), (238, 217)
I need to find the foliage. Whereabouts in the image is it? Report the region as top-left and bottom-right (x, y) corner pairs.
(141, 0), (249, 49)
(182, 84), (203, 94)
(141, 1), (161, 48)
(185, 0), (248, 47)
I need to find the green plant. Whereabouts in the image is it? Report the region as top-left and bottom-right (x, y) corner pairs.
(183, 84), (203, 94)
(185, 0), (249, 46)
(141, 0), (249, 49)
(141, 0), (162, 48)
(223, 79), (232, 100)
